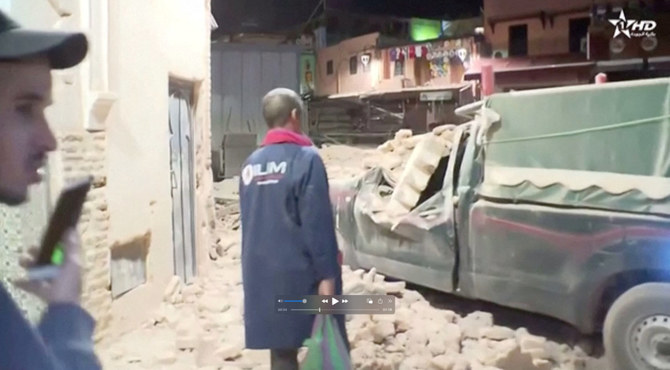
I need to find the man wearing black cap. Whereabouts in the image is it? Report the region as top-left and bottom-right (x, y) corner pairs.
(0, 10), (101, 370)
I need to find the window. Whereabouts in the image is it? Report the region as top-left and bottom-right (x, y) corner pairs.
(394, 59), (405, 76)
(569, 17), (590, 54)
(349, 56), (357, 75)
(508, 24), (528, 57)
(326, 60), (334, 75)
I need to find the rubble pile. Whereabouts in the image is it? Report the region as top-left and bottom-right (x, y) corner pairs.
(319, 144), (376, 180)
(97, 142), (607, 369)
(319, 125), (456, 181)
(98, 203), (603, 369)
(369, 126), (455, 180)
(341, 266), (597, 370)
(210, 201), (241, 262)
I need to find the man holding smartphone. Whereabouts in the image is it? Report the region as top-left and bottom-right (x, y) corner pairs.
(239, 88), (348, 369)
(0, 9), (101, 370)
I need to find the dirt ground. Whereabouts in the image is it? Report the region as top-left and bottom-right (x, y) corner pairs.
(97, 142), (607, 370)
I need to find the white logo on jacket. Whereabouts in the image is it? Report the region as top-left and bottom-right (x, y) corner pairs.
(241, 161), (288, 186)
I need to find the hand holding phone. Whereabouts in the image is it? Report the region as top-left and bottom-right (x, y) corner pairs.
(35, 177), (91, 266)
(16, 228), (83, 304)
(17, 177), (91, 298)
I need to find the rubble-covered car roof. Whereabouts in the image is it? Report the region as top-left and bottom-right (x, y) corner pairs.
(478, 77), (670, 215)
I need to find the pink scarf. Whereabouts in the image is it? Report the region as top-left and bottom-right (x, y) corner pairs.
(261, 128), (313, 147)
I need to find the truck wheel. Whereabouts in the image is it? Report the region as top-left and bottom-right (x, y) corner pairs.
(604, 282), (670, 370)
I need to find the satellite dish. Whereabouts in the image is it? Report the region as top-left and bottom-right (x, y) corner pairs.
(610, 38), (625, 54)
(641, 36), (658, 52)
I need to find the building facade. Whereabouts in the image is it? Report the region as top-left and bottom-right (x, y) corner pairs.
(466, 0), (670, 91)
(0, 0), (215, 339)
(315, 32), (480, 96)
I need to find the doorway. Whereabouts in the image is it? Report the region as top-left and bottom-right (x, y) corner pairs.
(168, 81), (197, 284)
(414, 58), (432, 86)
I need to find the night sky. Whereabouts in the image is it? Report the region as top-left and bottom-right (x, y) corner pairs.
(212, 0), (482, 35)
(327, 0), (482, 19)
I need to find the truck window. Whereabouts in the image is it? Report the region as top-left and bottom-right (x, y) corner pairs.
(414, 128), (470, 208)
(415, 154), (450, 207)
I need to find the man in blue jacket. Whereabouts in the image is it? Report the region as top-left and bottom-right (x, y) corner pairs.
(239, 88), (348, 369)
(0, 9), (101, 370)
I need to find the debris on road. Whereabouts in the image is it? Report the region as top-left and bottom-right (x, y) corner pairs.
(97, 135), (606, 369)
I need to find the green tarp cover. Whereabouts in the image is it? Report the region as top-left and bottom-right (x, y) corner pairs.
(480, 78), (670, 215)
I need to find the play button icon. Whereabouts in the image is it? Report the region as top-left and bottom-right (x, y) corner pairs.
(331, 298), (339, 306)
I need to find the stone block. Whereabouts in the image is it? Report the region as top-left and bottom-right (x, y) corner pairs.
(459, 311), (494, 339)
(372, 321), (396, 344)
(430, 355), (457, 370)
(394, 129), (413, 140)
(394, 308), (413, 333)
(196, 335), (220, 367)
(401, 290), (424, 306)
(216, 341), (244, 361)
(384, 281), (406, 294)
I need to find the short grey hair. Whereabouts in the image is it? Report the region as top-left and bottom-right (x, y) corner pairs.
(262, 88), (303, 128)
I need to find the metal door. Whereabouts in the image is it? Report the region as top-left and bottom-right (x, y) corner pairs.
(169, 83), (196, 283)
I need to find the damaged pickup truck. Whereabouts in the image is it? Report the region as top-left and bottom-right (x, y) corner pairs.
(330, 77), (670, 370)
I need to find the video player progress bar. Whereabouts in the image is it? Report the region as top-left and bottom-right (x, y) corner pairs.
(290, 308), (381, 312)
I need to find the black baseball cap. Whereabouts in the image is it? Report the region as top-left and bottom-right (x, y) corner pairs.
(0, 9), (88, 69)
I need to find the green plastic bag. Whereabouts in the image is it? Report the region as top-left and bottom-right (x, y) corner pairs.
(300, 315), (351, 370)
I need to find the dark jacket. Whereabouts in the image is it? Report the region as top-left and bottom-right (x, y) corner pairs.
(0, 283), (101, 370)
(239, 142), (346, 349)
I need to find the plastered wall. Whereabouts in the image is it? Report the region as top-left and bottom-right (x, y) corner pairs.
(7, 0), (214, 338)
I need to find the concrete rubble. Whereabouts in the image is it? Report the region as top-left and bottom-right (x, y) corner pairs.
(98, 244), (605, 369)
(97, 129), (606, 369)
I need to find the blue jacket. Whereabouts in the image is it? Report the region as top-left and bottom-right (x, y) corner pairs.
(0, 283), (101, 370)
(239, 143), (346, 349)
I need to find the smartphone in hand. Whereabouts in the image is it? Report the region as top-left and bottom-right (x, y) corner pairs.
(27, 177), (92, 280)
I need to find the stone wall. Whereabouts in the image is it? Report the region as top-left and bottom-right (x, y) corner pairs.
(196, 0), (217, 274)
(56, 131), (113, 340)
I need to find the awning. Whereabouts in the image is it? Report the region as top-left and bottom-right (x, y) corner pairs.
(359, 83), (471, 101)
(325, 83), (472, 102)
